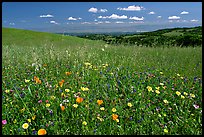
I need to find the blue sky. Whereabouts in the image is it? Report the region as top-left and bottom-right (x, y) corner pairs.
(2, 2), (202, 33)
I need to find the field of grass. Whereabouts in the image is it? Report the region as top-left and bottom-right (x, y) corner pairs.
(2, 28), (202, 135)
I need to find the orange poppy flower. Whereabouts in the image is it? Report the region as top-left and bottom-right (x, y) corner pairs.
(61, 79), (65, 83)
(112, 114), (118, 120)
(59, 81), (63, 87)
(61, 106), (65, 111)
(97, 100), (103, 105)
(76, 97), (83, 103)
(38, 129), (47, 135)
(65, 72), (72, 76)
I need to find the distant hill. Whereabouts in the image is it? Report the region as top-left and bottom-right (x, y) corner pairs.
(79, 26), (202, 47)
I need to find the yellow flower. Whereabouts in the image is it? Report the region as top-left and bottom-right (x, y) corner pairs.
(164, 129), (168, 133)
(97, 117), (104, 122)
(46, 103), (50, 107)
(82, 121), (87, 125)
(5, 90), (10, 93)
(32, 115), (36, 120)
(177, 73), (180, 77)
(84, 62), (91, 66)
(22, 123), (29, 129)
(163, 100), (169, 104)
(160, 72), (163, 74)
(190, 93), (195, 98)
(127, 103), (133, 107)
(163, 113), (167, 117)
(81, 87), (89, 91)
(27, 119), (31, 123)
(160, 83), (164, 86)
(116, 119), (119, 122)
(146, 86), (153, 92)
(181, 95), (185, 99)
(158, 114), (162, 117)
(25, 79), (30, 83)
(65, 89), (70, 92)
(176, 91), (181, 96)
(50, 96), (56, 100)
(155, 90), (160, 94)
(156, 87), (160, 90)
(73, 104), (78, 108)
(13, 119), (17, 124)
(180, 76), (184, 79)
(61, 93), (65, 97)
(100, 107), (105, 111)
(184, 92), (188, 96)
(112, 108), (117, 112)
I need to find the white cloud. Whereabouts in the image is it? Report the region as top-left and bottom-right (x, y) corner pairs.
(50, 21), (59, 24)
(129, 16), (144, 21)
(182, 20), (188, 22)
(94, 19), (98, 21)
(190, 19), (198, 22)
(168, 16), (180, 20)
(180, 11), (189, 15)
(105, 21), (110, 23)
(88, 7), (98, 13)
(78, 17), (82, 20)
(148, 11), (155, 15)
(9, 22), (15, 25)
(157, 16), (162, 18)
(129, 21), (144, 24)
(68, 17), (77, 20)
(40, 14), (54, 18)
(98, 14), (128, 19)
(117, 5), (144, 11)
(100, 9), (108, 12)
(115, 21), (124, 24)
(81, 22), (91, 24)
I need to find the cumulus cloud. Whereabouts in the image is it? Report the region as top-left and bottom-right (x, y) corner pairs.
(68, 17), (77, 20)
(129, 16), (144, 21)
(98, 14), (128, 19)
(50, 20), (59, 24)
(9, 22), (15, 25)
(88, 7), (108, 13)
(168, 16), (180, 20)
(148, 11), (155, 15)
(78, 17), (82, 20)
(180, 11), (189, 15)
(115, 21), (124, 24)
(117, 5), (144, 11)
(157, 16), (162, 18)
(40, 14), (54, 18)
(94, 19), (98, 21)
(81, 22), (91, 24)
(190, 19), (198, 22)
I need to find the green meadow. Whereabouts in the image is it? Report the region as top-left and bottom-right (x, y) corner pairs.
(2, 28), (202, 135)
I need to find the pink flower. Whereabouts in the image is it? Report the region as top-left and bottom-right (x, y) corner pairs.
(38, 100), (42, 103)
(193, 104), (199, 109)
(2, 120), (7, 125)
(46, 100), (49, 103)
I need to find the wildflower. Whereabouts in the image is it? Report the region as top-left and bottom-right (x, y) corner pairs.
(32, 115), (36, 120)
(181, 95), (185, 99)
(5, 90), (10, 93)
(84, 62), (91, 66)
(100, 107), (105, 111)
(27, 119), (31, 123)
(112, 108), (117, 112)
(61, 105), (65, 111)
(65, 89), (70, 92)
(2, 120), (7, 125)
(38, 100), (42, 103)
(65, 72), (72, 76)
(81, 87), (89, 91)
(163, 100), (169, 104)
(158, 114), (162, 117)
(13, 119), (17, 124)
(46, 103), (50, 107)
(116, 119), (119, 122)
(22, 123), (29, 129)
(163, 113), (167, 117)
(43, 64), (47, 67)
(97, 117), (104, 122)
(176, 91), (181, 96)
(146, 86), (153, 92)
(73, 104), (78, 108)
(38, 129), (47, 135)
(82, 121), (87, 126)
(97, 100), (103, 105)
(61, 93), (65, 97)
(25, 79), (30, 83)
(184, 92), (188, 96)
(163, 86), (167, 89)
(190, 93), (195, 98)
(160, 83), (164, 86)
(193, 104), (199, 109)
(76, 97), (83, 103)
(112, 114), (118, 120)
(59, 80), (64, 87)
(180, 76), (184, 79)
(164, 128), (168, 133)
(34, 76), (41, 84)
(46, 100), (49, 103)
(155, 90), (160, 94)
(160, 72), (163, 74)
(127, 103), (133, 107)
(177, 73), (180, 77)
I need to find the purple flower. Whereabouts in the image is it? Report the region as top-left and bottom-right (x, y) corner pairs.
(32, 130), (37, 135)
(2, 120), (7, 125)
(193, 104), (199, 109)
(38, 100), (42, 103)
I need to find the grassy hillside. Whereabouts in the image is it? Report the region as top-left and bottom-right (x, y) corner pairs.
(2, 28), (202, 135)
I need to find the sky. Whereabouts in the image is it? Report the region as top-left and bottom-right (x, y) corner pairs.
(2, 2), (202, 33)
